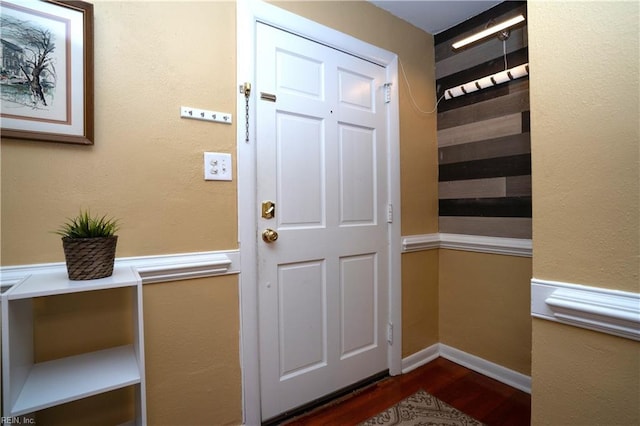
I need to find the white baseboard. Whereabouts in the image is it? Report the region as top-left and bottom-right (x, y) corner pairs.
(402, 344), (532, 394)
(401, 343), (440, 373)
(438, 344), (531, 393)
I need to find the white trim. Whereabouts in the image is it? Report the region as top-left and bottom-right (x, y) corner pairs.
(401, 233), (532, 257)
(400, 344), (532, 393)
(0, 250), (240, 287)
(247, 0), (395, 66)
(440, 233), (532, 257)
(236, 1), (260, 424)
(531, 278), (640, 341)
(237, 1), (402, 424)
(439, 344), (532, 393)
(401, 343), (440, 373)
(386, 54), (403, 378)
(401, 234), (440, 252)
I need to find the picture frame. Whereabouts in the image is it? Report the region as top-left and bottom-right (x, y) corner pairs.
(0, 0), (94, 145)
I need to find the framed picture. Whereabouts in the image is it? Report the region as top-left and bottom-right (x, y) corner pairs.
(0, 0), (93, 145)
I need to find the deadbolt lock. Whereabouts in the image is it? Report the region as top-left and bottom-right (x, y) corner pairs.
(262, 201), (276, 219)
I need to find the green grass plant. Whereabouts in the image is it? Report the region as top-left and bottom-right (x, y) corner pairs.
(55, 210), (120, 239)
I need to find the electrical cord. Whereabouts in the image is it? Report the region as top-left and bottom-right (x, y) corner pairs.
(399, 59), (444, 115)
(503, 39), (508, 70)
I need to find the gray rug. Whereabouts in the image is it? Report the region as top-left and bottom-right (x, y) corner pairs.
(360, 389), (484, 426)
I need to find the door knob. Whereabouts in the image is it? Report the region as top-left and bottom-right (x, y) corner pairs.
(262, 228), (279, 243)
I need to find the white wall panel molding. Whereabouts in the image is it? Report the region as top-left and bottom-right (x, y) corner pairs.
(532, 278), (640, 341)
(401, 233), (532, 257)
(0, 250), (240, 288)
(401, 344), (532, 393)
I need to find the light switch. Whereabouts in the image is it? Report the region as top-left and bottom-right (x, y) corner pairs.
(204, 152), (232, 181)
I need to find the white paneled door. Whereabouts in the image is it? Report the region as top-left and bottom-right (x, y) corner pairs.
(256, 23), (390, 421)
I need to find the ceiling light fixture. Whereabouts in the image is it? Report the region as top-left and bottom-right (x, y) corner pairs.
(452, 14), (526, 50)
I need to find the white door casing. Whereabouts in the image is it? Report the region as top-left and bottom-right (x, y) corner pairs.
(237, 1), (401, 424)
(256, 22), (389, 420)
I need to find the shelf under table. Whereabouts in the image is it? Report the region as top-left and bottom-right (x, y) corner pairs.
(10, 344), (141, 416)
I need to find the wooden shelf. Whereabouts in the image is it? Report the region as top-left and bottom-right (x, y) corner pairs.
(11, 345), (141, 416)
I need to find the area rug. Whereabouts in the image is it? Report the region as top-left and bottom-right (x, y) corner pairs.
(360, 389), (484, 426)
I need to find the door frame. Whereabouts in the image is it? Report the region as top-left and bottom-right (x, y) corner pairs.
(236, 1), (401, 423)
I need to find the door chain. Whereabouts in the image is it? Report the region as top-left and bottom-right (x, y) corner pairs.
(241, 82), (251, 142)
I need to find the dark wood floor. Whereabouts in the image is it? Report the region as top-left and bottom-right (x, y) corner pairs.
(282, 357), (531, 425)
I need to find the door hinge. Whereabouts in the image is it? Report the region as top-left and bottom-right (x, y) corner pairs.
(387, 322), (393, 345)
(387, 204), (393, 223)
(384, 83), (392, 103)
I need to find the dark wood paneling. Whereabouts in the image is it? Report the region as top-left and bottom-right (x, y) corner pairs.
(439, 197), (532, 217)
(506, 175), (532, 197)
(439, 178), (505, 199)
(438, 90), (530, 130)
(435, 1), (531, 236)
(439, 133), (531, 165)
(439, 217), (532, 239)
(439, 154), (531, 182)
(522, 110), (530, 132)
(438, 112), (523, 147)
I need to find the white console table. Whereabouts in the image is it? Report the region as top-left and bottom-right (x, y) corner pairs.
(1, 266), (146, 424)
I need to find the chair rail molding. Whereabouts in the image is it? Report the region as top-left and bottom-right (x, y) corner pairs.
(401, 233), (440, 252)
(401, 233), (532, 257)
(0, 249), (240, 287)
(531, 278), (640, 341)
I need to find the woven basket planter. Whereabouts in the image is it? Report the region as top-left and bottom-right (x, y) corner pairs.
(62, 236), (118, 280)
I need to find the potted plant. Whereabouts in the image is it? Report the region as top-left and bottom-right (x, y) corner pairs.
(55, 210), (120, 280)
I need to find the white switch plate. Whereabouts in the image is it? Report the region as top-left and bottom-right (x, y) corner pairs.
(181, 106), (232, 124)
(204, 152), (232, 181)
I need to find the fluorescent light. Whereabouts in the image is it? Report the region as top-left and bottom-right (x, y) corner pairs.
(452, 15), (525, 50)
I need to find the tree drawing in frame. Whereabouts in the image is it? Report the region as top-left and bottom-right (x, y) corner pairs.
(1, 9), (58, 109)
(0, 0), (93, 144)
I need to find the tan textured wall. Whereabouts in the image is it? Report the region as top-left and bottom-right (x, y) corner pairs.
(143, 276), (241, 425)
(439, 250), (532, 375)
(1, 1), (238, 265)
(1, 2), (242, 424)
(402, 250), (439, 357)
(532, 319), (640, 425)
(529, 1), (639, 291)
(528, 1), (640, 424)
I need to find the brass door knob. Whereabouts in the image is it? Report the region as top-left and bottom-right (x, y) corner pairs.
(262, 228), (279, 243)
